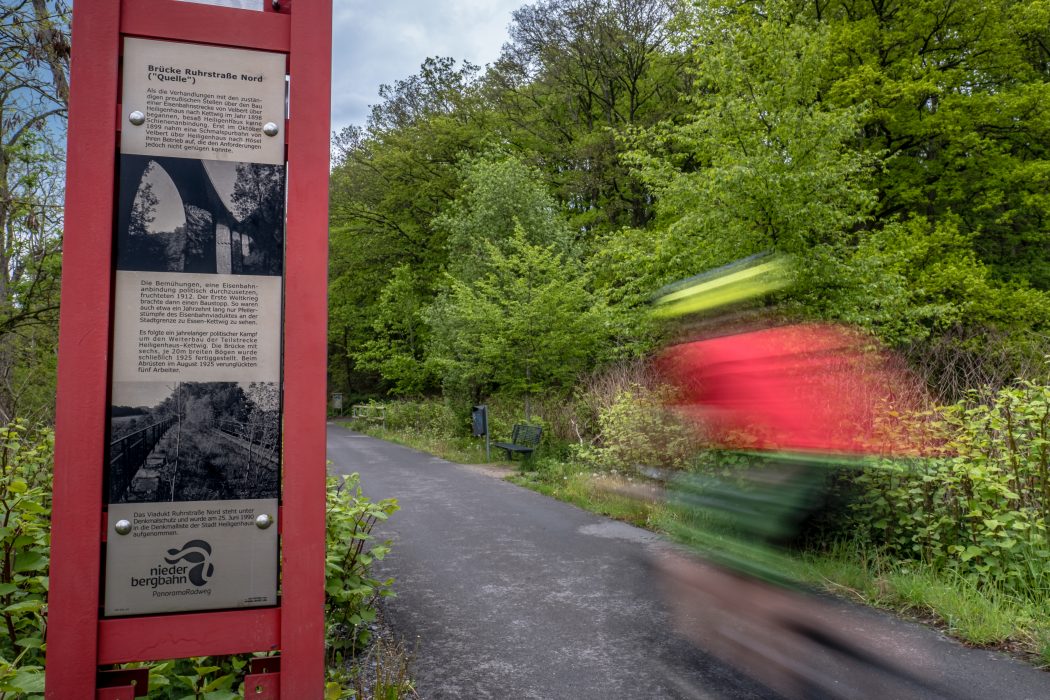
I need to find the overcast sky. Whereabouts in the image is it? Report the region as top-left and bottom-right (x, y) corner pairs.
(168, 0), (528, 132)
(330, 0), (525, 132)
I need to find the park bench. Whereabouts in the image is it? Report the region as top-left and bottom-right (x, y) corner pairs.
(493, 424), (543, 461)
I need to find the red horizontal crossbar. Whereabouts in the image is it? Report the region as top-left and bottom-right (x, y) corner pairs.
(97, 607), (280, 664)
(120, 0), (290, 52)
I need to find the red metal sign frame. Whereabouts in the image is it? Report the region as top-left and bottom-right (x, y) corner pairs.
(46, 1), (331, 697)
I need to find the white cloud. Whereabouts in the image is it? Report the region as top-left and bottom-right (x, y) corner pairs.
(330, 0), (525, 132)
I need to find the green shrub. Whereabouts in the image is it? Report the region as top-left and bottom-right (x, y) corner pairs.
(577, 386), (698, 473)
(0, 421), (52, 698)
(850, 382), (1050, 598)
(381, 400), (460, 438)
(325, 474), (399, 665)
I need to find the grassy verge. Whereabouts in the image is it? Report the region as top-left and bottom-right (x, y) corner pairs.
(510, 462), (669, 530)
(343, 420), (492, 465)
(793, 544), (1050, 667)
(344, 420), (1050, 669)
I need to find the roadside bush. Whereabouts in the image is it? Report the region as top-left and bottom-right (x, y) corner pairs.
(577, 385), (699, 473)
(571, 360), (660, 444)
(0, 421), (52, 698)
(382, 400), (460, 438)
(325, 474), (399, 665)
(850, 382), (1050, 598)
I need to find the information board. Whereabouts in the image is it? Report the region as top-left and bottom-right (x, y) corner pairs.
(104, 37), (286, 616)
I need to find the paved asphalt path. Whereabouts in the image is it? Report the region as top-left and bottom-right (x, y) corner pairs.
(327, 424), (1050, 699)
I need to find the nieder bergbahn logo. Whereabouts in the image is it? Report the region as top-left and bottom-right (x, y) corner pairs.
(131, 540), (215, 598)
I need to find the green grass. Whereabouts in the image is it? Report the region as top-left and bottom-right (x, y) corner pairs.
(351, 422), (1050, 667)
(510, 463), (669, 529)
(341, 420), (492, 465)
(796, 542), (1050, 665)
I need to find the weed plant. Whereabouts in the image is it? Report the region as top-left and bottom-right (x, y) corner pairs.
(330, 635), (417, 700)
(849, 382), (1050, 599)
(325, 474), (399, 664)
(0, 422), (52, 697)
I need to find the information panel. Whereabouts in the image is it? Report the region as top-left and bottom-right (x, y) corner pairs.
(121, 38), (285, 165)
(104, 38), (286, 616)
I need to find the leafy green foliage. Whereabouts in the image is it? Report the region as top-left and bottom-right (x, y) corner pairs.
(134, 656), (246, 700)
(437, 153), (575, 278)
(630, 1), (876, 274)
(427, 225), (613, 403)
(424, 153), (618, 409)
(328, 3), (688, 398)
(807, 0), (1050, 287)
(325, 474), (399, 666)
(490, 0), (685, 231)
(0, 421), (51, 699)
(330, 0), (1050, 401)
(328, 57), (491, 397)
(352, 266), (438, 396)
(0, 2), (70, 424)
(576, 385), (697, 472)
(379, 400), (461, 439)
(851, 382), (1050, 598)
(611, 0), (1050, 393)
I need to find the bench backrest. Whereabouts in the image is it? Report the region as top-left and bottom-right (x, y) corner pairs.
(511, 423), (543, 447)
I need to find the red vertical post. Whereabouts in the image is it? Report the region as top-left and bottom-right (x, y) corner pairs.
(49, 2), (331, 695)
(281, 1), (332, 697)
(46, 1), (121, 697)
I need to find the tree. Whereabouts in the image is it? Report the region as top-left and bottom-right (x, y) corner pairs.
(627, 0), (875, 296)
(489, 0), (686, 232)
(800, 0), (1050, 287)
(328, 57), (491, 395)
(0, 0), (69, 422)
(427, 225), (612, 412)
(352, 265), (437, 396)
(437, 152), (575, 279)
(620, 0), (1050, 395)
